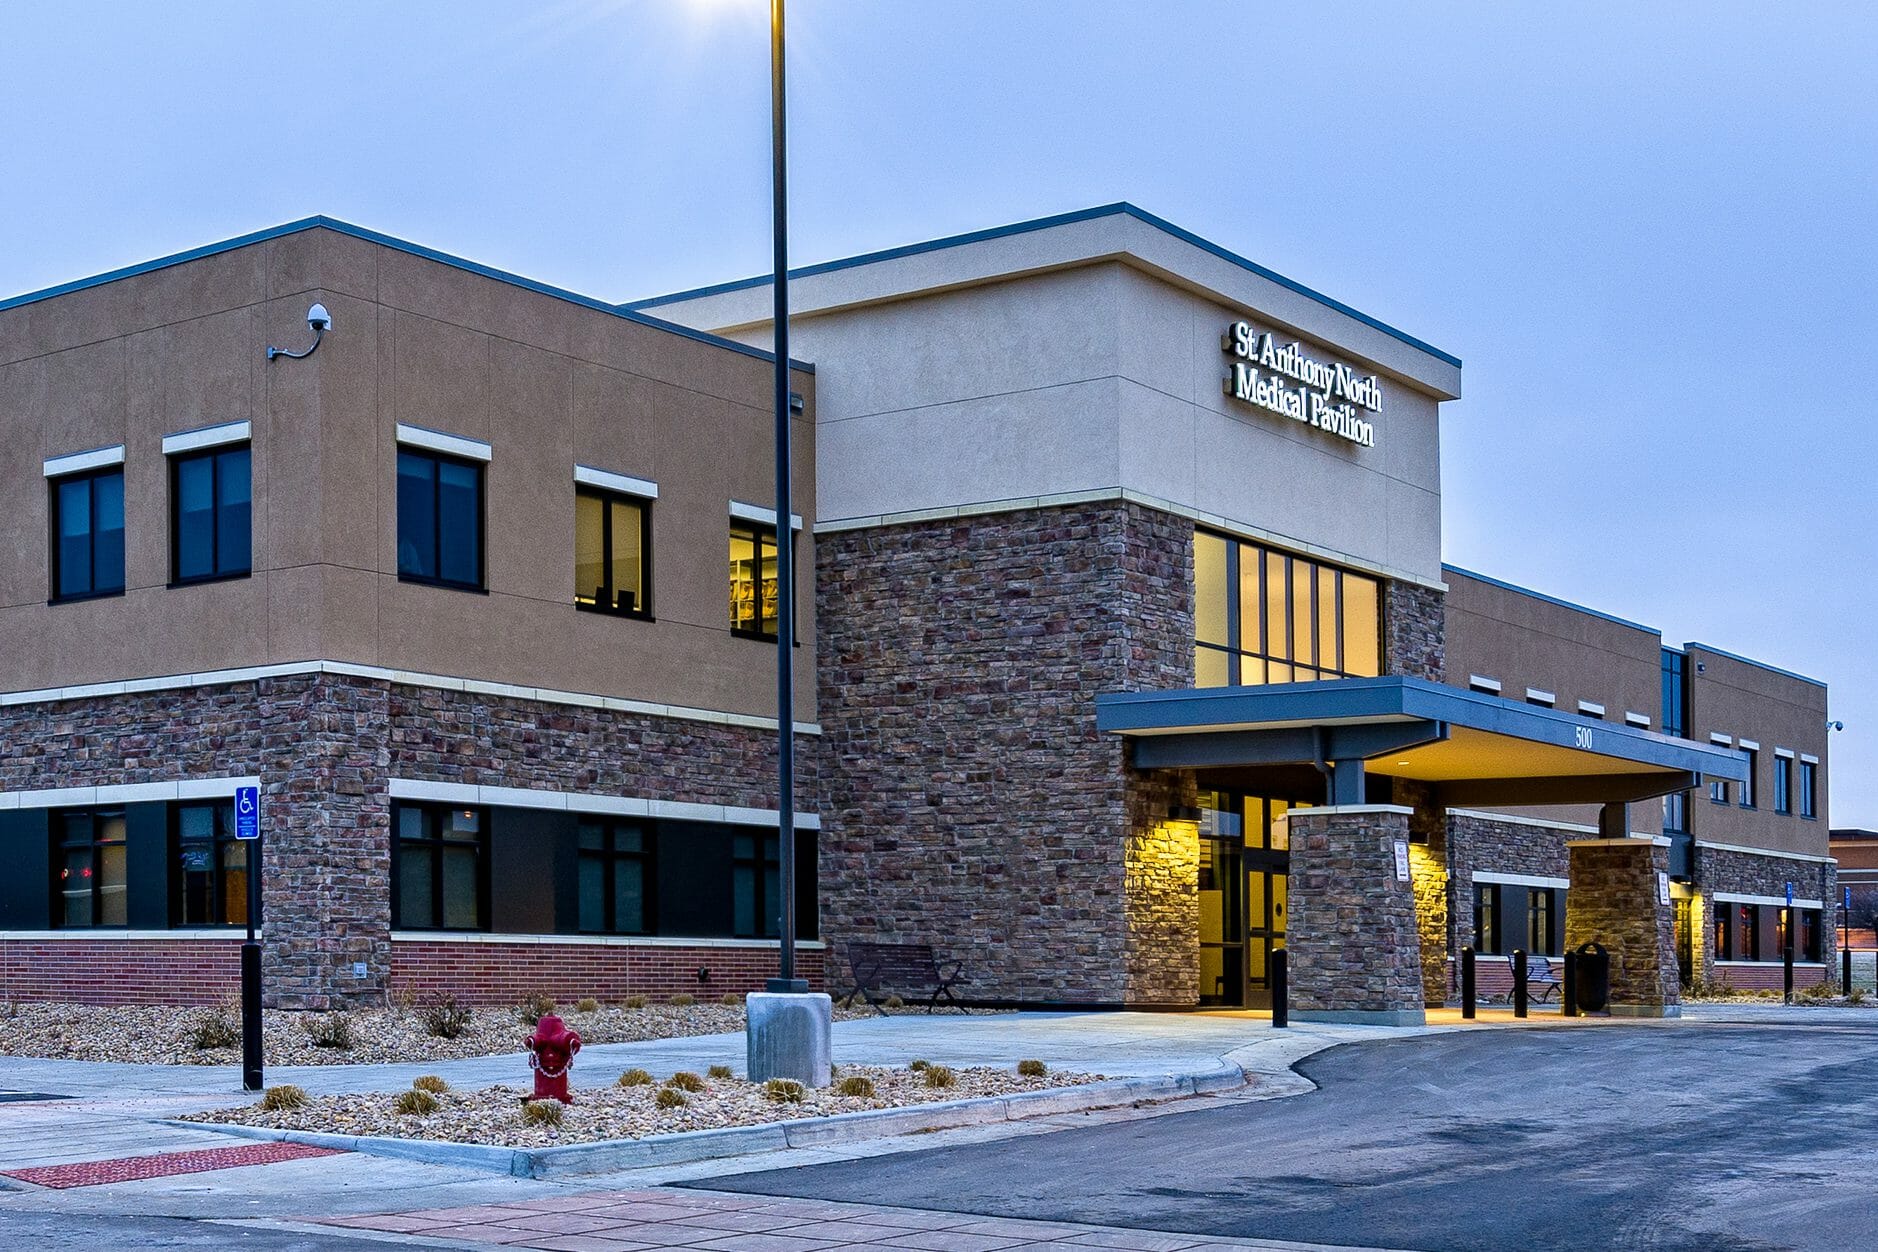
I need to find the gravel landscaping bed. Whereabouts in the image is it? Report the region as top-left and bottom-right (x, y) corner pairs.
(0, 998), (888, 1066)
(183, 1063), (1105, 1148)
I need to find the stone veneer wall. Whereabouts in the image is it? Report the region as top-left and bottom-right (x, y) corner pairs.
(1445, 812), (1577, 963)
(1286, 808), (1425, 1023)
(816, 501), (1196, 1006)
(0, 674), (813, 1008)
(1385, 581), (1446, 683)
(1564, 840), (1680, 1012)
(1693, 845), (1838, 989)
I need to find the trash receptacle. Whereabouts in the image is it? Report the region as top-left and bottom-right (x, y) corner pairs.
(1574, 941), (1611, 1013)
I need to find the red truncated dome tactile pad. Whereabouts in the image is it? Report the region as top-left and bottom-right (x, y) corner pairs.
(2, 1142), (344, 1189)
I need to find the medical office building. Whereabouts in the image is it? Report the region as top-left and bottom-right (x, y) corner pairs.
(0, 205), (1836, 1020)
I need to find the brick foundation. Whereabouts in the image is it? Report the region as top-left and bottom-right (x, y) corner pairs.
(0, 939), (243, 1006)
(387, 941), (825, 1006)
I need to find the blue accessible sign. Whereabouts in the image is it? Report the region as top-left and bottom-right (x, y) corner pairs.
(235, 785), (260, 841)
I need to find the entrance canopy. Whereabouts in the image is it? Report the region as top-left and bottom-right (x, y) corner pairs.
(1096, 676), (1747, 809)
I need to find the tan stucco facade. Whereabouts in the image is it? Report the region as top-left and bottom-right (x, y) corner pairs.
(0, 224), (816, 721)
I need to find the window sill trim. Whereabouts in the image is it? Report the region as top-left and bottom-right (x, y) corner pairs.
(397, 575), (489, 595)
(0, 928), (252, 941)
(168, 571), (254, 590)
(47, 589), (127, 607)
(575, 602), (655, 623)
(389, 931), (826, 949)
(1713, 960), (1828, 968)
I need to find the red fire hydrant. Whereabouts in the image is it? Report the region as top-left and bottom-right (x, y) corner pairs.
(525, 1014), (582, 1104)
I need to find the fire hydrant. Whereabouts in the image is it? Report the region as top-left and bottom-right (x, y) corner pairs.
(525, 1014), (582, 1104)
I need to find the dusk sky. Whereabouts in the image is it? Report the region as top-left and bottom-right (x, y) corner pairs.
(5, 2), (1872, 823)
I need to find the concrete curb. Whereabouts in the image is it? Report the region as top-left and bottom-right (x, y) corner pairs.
(165, 1064), (1246, 1178)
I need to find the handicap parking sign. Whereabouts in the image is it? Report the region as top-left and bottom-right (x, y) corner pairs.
(235, 785), (260, 840)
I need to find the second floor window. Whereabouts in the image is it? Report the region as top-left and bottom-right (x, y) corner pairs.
(57, 809), (128, 927)
(397, 450), (483, 591)
(172, 446), (252, 583)
(1800, 760), (1817, 819)
(1740, 749), (1758, 808)
(575, 488), (650, 616)
(52, 468), (125, 601)
(1194, 530), (1381, 688)
(1709, 778), (1730, 805)
(1774, 755), (1793, 814)
(729, 521), (782, 638)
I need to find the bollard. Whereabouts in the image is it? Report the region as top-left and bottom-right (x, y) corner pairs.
(1784, 929), (1795, 1005)
(1845, 946), (1854, 998)
(1562, 950), (1578, 1018)
(1460, 947), (1476, 1019)
(1271, 948), (1289, 1029)
(1512, 949), (1529, 1019)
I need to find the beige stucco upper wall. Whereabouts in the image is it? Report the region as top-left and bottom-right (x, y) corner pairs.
(647, 215), (1452, 587)
(0, 226), (815, 721)
(1685, 645), (1829, 856)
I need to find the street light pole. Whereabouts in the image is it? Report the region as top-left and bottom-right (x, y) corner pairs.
(766, 0), (805, 995)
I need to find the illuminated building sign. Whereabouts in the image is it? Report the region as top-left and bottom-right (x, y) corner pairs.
(1221, 320), (1379, 448)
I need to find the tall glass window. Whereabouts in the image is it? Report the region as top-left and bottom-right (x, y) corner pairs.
(174, 801), (249, 926)
(1474, 883), (1501, 955)
(577, 821), (652, 934)
(57, 809), (128, 927)
(729, 521), (783, 638)
(1799, 760), (1817, 819)
(1740, 748), (1758, 808)
(393, 804), (485, 930)
(575, 488), (650, 616)
(1194, 530), (1381, 687)
(52, 468), (126, 601)
(171, 446), (252, 583)
(1774, 755), (1793, 814)
(397, 450), (483, 590)
(732, 833), (780, 937)
(1660, 648), (1687, 738)
(1527, 888), (1559, 956)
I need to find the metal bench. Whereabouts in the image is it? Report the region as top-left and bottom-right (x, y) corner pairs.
(1513, 953), (1561, 1004)
(844, 941), (970, 1015)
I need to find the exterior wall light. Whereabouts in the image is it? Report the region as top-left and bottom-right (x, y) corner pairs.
(267, 303), (331, 361)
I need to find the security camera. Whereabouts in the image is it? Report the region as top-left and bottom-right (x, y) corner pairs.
(307, 303), (332, 332)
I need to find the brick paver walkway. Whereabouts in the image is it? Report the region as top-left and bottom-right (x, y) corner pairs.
(316, 1187), (1384, 1250)
(3, 1141), (343, 1189)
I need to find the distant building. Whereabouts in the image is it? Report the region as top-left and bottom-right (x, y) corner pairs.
(0, 206), (1836, 1017)
(1832, 829), (1878, 933)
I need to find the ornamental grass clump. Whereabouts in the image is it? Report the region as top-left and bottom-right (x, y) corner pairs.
(575, 997), (600, 1014)
(516, 991), (557, 1025)
(621, 995), (648, 1010)
(666, 1071), (706, 1093)
(522, 1099), (564, 1126)
(764, 1078), (805, 1103)
(260, 1084), (308, 1112)
(908, 1058), (931, 1071)
(835, 1075), (876, 1098)
(883, 995), (906, 1009)
(420, 993), (472, 1039)
(922, 1065), (956, 1089)
(1017, 1059), (1047, 1077)
(412, 1074), (450, 1094)
(190, 1007), (239, 1051)
(394, 1089), (439, 1117)
(669, 992), (696, 1007)
(655, 1087), (688, 1110)
(302, 1012), (353, 1050)
(707, 1064), (733, 1080)
(617, 1068), (653, 1088)
(719, 992), (741, 1006)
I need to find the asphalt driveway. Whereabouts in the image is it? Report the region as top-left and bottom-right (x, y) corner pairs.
(698, 1018), (1878, 1251)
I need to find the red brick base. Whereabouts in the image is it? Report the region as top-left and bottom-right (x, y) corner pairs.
(1711, 962), (1830, 992)
(388, 940), (827, 1006)
(0, 939), (244, 1006)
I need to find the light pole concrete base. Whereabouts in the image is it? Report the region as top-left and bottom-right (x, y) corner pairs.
(746, 991), (833, 1087)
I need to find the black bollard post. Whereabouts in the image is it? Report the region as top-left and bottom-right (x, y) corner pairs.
(1512, 949), (1529, 1019)
(1271, 948), (1289, 1029)
(1845, 945), (1854, 999)
(1562, 949), (1578, 1018)
(1784, 931), (1795, 1005)
(1460, 946), (1476, 1020)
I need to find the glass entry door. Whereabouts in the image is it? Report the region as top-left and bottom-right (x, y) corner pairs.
(1198, 793), (1292, 1009)
(1198, 836), (1245, 1006)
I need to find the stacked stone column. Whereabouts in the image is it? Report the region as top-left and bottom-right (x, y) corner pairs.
(1287, 806), (1427, 1025)
(1564, 838), (1681, 1016)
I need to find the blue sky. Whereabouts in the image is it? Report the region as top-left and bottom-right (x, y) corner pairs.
(4, 2), (1872, 823)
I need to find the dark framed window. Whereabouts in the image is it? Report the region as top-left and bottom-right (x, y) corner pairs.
(55, 809), (128, 927)
(732, 832), (781, 938)
(1774, 755), (1793, 815)
(397, 449), (484, 590)
(1526, 888), (1559, 957)
(1660, 648), (1688, 738)
(1473, 882), (1501, 955)
(392, 804), (487, 930)
(577, 820), (653, 934)
(1194, 530), (1381, 688)
(729, 521), (789, 639)
(1732, 903), (1761, 960)
(1709, 777), (1730, 805)
(171, 445), (252, 583)
(1663, 790), (1689, 835)
(173, 801), (250, 926)
(1799, 908), (1822, 962)
(51, 467), (126, 601)
(1740, 748), (1758, 809)
(1799, 760), (1818, 820)
(575, 487), (651, 617)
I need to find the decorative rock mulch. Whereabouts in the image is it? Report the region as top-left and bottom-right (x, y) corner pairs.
(183, 1064), (1104, 1148)
(0, 999), (885, 1067)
